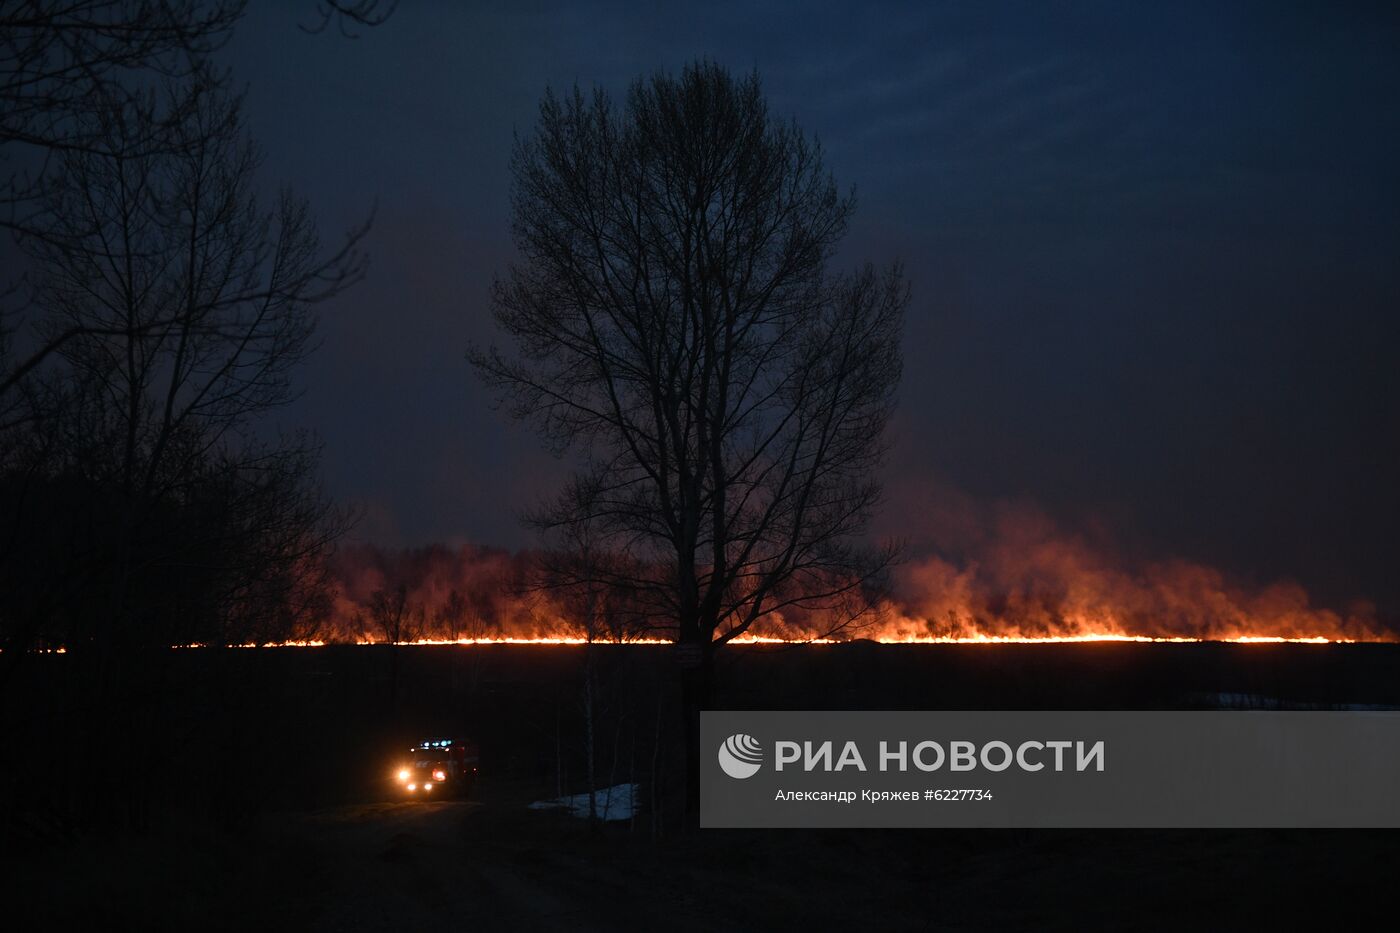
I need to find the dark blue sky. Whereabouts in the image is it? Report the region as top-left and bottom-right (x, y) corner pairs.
(226, 1), (1399, 616)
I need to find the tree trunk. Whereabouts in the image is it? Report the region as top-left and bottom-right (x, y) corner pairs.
(679, 639), (713, 825)
(584, 640), (597, 827)
(388, 643), (399, 714)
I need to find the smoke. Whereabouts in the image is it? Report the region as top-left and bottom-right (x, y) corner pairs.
(320, 505), (1392, 643)
(875, 509), (1387, 641)
(325, 542), (572, 641)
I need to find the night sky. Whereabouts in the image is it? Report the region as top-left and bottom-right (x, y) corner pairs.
(224, 2), (1399, 617)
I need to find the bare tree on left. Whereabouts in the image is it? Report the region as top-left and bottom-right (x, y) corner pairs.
(1, 0), (393, 397)
(2, 79), (364, 657)
(0, 2), (383, 837)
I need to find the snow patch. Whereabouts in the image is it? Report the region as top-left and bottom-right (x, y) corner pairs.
(529, 783), (640, 821)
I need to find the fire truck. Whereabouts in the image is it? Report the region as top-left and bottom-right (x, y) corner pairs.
(394, 738), (479, 798)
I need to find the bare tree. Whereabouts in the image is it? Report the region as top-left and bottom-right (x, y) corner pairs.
(0, 0), (390, 399)
(0, 84), (361, 658)
(0, 0), (378, 837)
(365, 582), (418, 645)
(208, 439), (350, 646)
(544, 521), (634, 826)
(0, 2), (242, 236)
(471, 62), (906, 817)
(362, 581), (418, 710)
(436, 588), (467, 641)
(435, 586), (494, 641)
(1, 1), (395, 203)
(300, 0), (398, 36)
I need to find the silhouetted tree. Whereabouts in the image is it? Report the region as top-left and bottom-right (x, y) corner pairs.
(0, 0), (377, 839)
(436, 588), (468, 641)
(1, 0), (389, 398)
(472, 61), (906, 818)
(0, 84), (361, 661)
(1, 2), (238, 243)
(301, 0), (398, 35)
(362, 582), (419, 710)
(364, 582), (418, 644)
(435, 586), (496, 642)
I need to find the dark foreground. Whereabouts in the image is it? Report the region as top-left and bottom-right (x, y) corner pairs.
(8, 777), (1398, 931)
(4, 643), (1399, 929)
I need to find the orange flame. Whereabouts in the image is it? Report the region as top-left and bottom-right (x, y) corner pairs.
(182, 632), (1357, 648)
(256, 529), (1399, 648)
